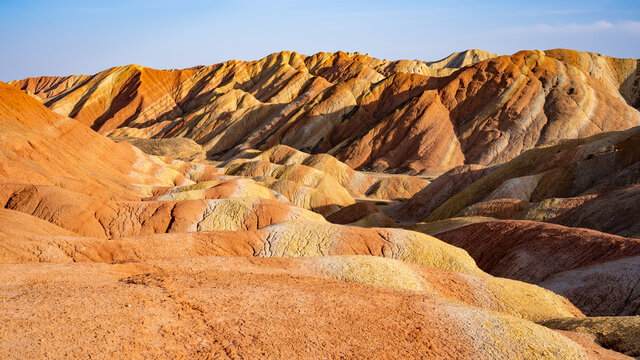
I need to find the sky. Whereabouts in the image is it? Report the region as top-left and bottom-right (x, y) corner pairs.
(1, 0), (640, 81)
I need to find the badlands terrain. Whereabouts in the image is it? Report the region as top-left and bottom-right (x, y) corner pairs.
(1, 48), (640, 358)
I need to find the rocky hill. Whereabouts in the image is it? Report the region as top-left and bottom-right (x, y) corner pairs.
(3, 47), (640, 358)
(11, 49), (640, 174)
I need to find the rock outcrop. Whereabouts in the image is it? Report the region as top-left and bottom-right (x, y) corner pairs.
(542, 316), (640, 357)
(403, 126), (640, 237)
(325, 202), (398, 227)
(545, 49), (640, 110)
(407, 216), (497, 236)
(395, 164), (492, 221)
(3, 46), (640, 358)
(539, 256), (640, 316)
(225, 144), (428, 199)
(11, 49), (639, 174)
(456, 198), (531, 219)
(435, 220), (640, 316)
(111, 136), (207, 161)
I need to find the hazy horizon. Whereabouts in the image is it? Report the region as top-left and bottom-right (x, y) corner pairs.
(2, 0), (639, 82)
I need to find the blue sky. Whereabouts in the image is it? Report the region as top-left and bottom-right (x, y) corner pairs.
(1, 0), (639, 81)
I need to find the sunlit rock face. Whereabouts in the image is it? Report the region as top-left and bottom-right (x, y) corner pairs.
(11, 49), (639, 174)
(2, 46), (640, 359)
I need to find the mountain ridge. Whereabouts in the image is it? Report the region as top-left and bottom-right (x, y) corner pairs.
(2, 47), (640, 358)
(9, 48), (640, 174)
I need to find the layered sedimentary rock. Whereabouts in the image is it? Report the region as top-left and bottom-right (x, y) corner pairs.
(363, 173), (429, 200)
(424, 49), (498, 71)
(520, 185), (640, 238)
(395, 164), (493, 221)
(436, 220), (640, 316)
(542, 317), (640, 357)
(0, 82), (186, 199)
(407, 216), (497, 236)
(539, 256), (640, 317)
(1, 182), (324, 237)
(0, 80), (422, 226)
(225, 159), (357, 215)
(325, 202), (398, 227)
(399, 125), (640, 323)
(2, 77), (632, 358)
(545, 49), (640, 109)
(0, 81), (326, 233)
(403, 126), (640, 237)
(111, 136), (207, 161)
(222, 145), (428, 205)
(457, 198), (531, 219)
(4, 45), (640, 358)
(11, 49), (639, 174)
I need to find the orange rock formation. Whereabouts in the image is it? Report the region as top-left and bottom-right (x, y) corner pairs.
(11, 49), (639, 174)
(3, 46), (640, 358)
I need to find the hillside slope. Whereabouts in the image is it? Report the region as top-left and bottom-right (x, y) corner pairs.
(11, 49), (639, 173)
(1, 77), (634, 358)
